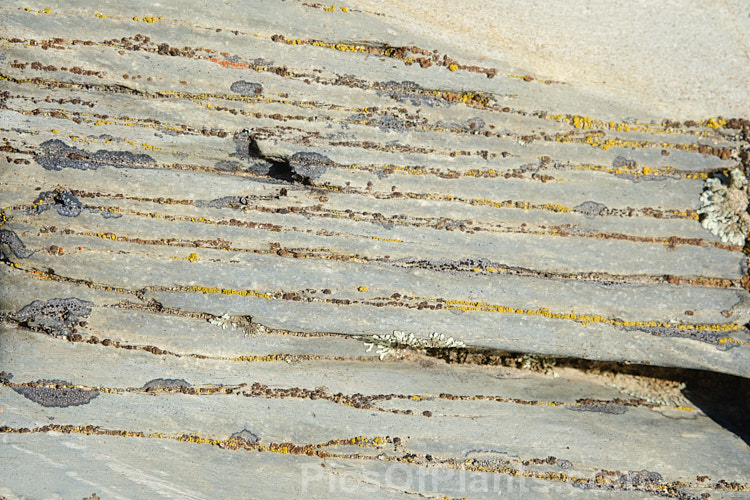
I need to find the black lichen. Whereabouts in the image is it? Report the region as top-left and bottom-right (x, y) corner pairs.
(231, 130), (326, 184)
(465, 117), (486, 130)
(573, 469), (667, 493)
(612, 156), (637, 169)
(621, 325), (745, 350)
(617, 470), (663, 487)
(28, 187), (119, 219)
(232, 130), (264, 159)
(12, 298), (93, 337)
(215, 159), (244, 172)
(33, 188), (82, 217)
(0, 229), (34, 258)
(197, 196), (249, 209)
(35, 140), (155, 171)
(374, 80), (441, 107)
(567, 403), (628, 415)
(288, 151), (334, 181)
(434, 117), (486, 132)
(97, 209), (122, 219)
(230, 130), (274, 175)
(11, 380), (99, 407)
(230, 81), (263, 96)
(349, 112), (407, 132)
(400, 257), (494, 274)
(142, 378), (192, 391)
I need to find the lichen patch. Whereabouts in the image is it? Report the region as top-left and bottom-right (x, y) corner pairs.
(698, 168), (750, 245)
(0, 229), (34, 258)
(11, 298), (93, 338)
(33, 188), (82, 217)
(11, 380), (99, 407)
(35, 139), (156, 171)
(142, 378), (192, 391)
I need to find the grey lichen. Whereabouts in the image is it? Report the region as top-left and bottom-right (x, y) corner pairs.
(32, 187), (122, 219)
(35, 139), (156, 171)
(289, 151), (334, 180)
(33, 188), (82, 217)
(230, 80), (263, 96)
(231, 130), (328, 183)
(617, 470), (663, 488)
(11, 298), (93, 337)
(574, 201), (608, 217)
(697, 168), (750, 245)
(0, 229), (34, 258)
(11, 380), (99, 407)
(229, 429), (260, 445)
(142, 378), (192, 391)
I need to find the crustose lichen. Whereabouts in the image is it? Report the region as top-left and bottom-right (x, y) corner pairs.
(363, 330), (466, 360)
(10, 298), (92, 338)
(697, 168), (750, 246)
(0, 229), (34, 259)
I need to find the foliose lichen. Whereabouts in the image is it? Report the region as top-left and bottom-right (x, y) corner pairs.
(208, 313), (239, 329)
(364, 330), (466, 359)
(697, 168), (750, 246)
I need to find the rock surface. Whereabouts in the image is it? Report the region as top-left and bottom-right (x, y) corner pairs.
(1, 0), (749, 498)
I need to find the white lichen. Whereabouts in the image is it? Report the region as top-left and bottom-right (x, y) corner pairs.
(519, 354), (557, 377)
(363, 330), (466, 360)
(208, 314), (238, 330)
(697, 167), (750, 246)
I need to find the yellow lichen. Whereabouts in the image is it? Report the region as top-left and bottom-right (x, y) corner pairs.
(133, 15), (163, 23)
(704, 117), (726, 130)
(443, 299), (742, 332)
